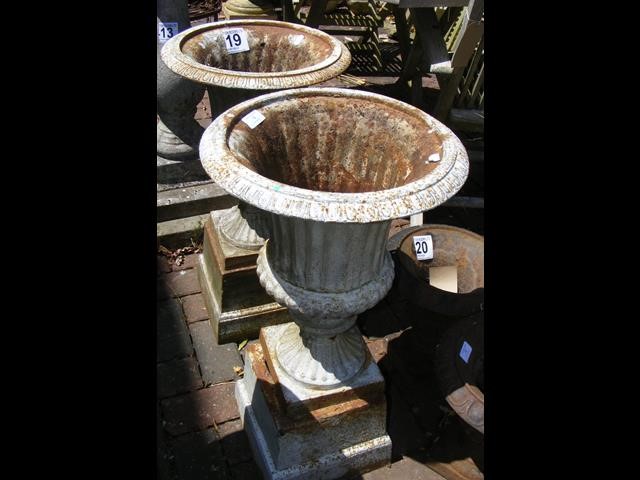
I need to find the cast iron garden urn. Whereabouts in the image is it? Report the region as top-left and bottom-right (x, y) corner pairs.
(198, 87), (470, 478)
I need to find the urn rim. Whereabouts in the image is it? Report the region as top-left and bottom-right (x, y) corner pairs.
(200, 87), (470, 223)
(161, 19), (351, 90)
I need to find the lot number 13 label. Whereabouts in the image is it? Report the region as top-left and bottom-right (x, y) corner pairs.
(223, 28), (250, 53)
(413, 235), (433, 261)
(158, 22), (178, 43)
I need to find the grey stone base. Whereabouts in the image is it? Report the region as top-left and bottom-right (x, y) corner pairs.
(236, 377), (391, 480)
(197, 211), (291, 344)
(198, 253), (289, 344)
(235, 334), (392, 480)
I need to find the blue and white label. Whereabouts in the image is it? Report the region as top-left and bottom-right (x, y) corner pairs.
(459, 341), (472, 363)
(158, 22), (178, 43)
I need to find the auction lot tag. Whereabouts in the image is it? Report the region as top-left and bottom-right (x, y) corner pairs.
(158, 22), (178, 43)
(223, 28), (250, 53)
(242, 110), (266, 129)
(460, 341), (472, 363)
(413, 235), (433, 260)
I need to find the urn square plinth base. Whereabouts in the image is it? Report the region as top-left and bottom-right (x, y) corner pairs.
(197, 210), (290, 344)
(235, 323), (392, 480)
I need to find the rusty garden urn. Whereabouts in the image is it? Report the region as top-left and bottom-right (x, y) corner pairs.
(161, 20), (351, 343)
(199, 87), (469, 479)
(161, 19), (351, 138)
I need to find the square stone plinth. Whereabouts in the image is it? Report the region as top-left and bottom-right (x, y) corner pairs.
(198, 210), (290, 344)
(235, 323), (392, 480)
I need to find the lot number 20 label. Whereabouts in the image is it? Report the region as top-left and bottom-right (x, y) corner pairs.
(223, 28), (250, 53)
(413, 235), (433, 261)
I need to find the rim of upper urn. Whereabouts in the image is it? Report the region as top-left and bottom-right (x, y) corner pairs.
(161, 19), (351, 89)
(200, 88), (470, 223)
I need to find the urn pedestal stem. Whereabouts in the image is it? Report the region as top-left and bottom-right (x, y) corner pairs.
(255, 216), (395, 389)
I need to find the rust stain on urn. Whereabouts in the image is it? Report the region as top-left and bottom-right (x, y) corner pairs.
(230, 97), (442, 193)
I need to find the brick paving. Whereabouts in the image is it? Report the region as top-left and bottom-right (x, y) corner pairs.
(182, 294), (209, 324)
(157, 248), (484, 479)
(157, 253), (262, 479)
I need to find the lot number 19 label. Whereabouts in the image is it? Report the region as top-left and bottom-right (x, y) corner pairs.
(413, 235), (433, 261)
(223, 28), (250, 54)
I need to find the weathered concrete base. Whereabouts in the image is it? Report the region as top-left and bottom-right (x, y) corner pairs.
(198, 210), (290, 344)
(235, 328), (392, 479)
(157, 213), (208, 250)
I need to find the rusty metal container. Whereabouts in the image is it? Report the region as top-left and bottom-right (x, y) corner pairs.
(389, 224), (484, 317)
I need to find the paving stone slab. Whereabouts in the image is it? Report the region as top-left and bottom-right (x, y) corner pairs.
(158, 299), (193, 362)
(362, 457), (447, 480)
(158, 406), (176, 480)
(182, 293), (210, 324)
(171, 428), (230, 480)
(172, 254), (200, 271)
(158, 279), (172, 301)
(217, 419), (252, 466)
(158, 299), (187, 337)
(158, 332), (194, 363)
(159, 269), (202, 299)
(158, 256), (172, 275)
(190, 322), (242, 385)
(161, 383), (239, 436)
(157, 356), (204, 399)
(229, 460), (262, 480)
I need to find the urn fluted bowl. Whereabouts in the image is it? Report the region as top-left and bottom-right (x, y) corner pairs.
(200, 88), (469, 389)
(160, 19), (351, 91)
